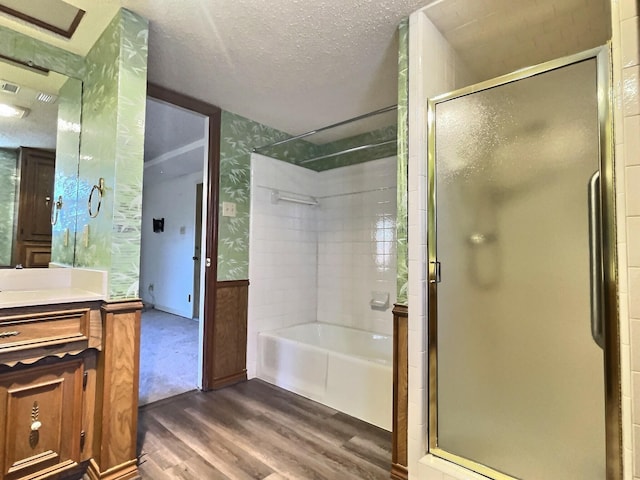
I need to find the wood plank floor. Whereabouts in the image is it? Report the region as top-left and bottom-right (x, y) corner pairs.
(137, 379), (392, 479)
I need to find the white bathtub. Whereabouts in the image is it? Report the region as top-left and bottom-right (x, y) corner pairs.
(257, 322), (392, 430)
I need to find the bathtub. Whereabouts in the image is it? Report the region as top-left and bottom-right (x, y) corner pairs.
(257, 322), (392, 430)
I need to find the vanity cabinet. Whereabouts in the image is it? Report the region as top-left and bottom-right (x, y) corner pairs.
(0, 303), (101, 480)
(0, 358), (85, 480)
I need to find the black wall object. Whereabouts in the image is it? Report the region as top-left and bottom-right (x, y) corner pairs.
(153, 218), (164, 233)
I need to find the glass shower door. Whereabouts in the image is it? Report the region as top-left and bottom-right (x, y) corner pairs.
(430, 56), (608, 479)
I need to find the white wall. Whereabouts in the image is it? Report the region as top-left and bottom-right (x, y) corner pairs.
(140, 171), (202, 319)
(406, 11), (476, 479)
(408, 1), (640, 479)
(247, 154), (398, 378)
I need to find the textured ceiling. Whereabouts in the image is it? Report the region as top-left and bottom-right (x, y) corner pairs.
(122, 0), (432, 136)
(424, 0), (610, 82)
(0, 0), (612, 148)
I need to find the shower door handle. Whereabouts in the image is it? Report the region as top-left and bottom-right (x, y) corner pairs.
(588, 171), (605, 349)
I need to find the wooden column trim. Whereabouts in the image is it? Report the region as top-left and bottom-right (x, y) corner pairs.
(90, 299), (142, 480)
(391, 303), (409, 480)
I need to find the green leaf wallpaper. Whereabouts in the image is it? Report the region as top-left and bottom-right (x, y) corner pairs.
(219, 111), (399, 282)
(73, 9), (148, 301)
(0, 26), (84, 78)
(218, 111), (299, 280)
(0, 148), (18, 265)
(396, 18), (409, 305)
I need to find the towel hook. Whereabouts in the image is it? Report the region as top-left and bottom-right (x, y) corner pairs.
(88, 178), (105, 218)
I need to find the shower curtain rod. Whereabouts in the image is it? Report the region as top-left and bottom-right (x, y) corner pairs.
(252, 105), (397, 152)
(298, 139), (396, 165)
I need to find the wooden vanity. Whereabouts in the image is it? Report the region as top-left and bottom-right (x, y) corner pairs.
(0, 271), (142, 480)
(0, 303), (100, 480)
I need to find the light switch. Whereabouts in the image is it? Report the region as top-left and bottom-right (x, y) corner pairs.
(222, 201), (236, 217)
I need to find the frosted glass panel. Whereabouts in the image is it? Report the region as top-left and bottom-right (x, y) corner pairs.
(434, 59), (604, 479)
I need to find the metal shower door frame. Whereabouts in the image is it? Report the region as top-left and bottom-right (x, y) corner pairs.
(426, 45), (621, 480)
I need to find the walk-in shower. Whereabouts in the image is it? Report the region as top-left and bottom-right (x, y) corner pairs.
(427, 47), (619, 479)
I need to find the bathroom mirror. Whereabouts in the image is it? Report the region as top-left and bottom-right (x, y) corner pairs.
(0, 58), (82, 268)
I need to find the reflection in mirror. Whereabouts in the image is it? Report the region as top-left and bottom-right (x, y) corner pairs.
(0, 59), (82, 268)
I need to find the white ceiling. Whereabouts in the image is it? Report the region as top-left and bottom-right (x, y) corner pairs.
(0, 0), (611, 152)
(0, 64), (69, 149)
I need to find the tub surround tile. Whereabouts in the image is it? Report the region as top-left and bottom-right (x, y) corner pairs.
(248, 155), (397, 377)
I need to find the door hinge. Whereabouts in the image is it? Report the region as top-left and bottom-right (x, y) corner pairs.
(205, 257), (211, 267)
(429, 260), (442, 283)
(83, 372), (88, 390)
(80, 430), (86, 451)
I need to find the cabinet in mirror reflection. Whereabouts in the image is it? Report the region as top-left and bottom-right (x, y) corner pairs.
(0, 59), (82, 268)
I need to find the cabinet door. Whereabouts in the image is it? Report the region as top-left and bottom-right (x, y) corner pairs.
(17, 148), (55, 243)
(0, 359), (84, 480)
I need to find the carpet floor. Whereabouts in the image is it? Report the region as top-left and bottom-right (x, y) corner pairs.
(139, 309), (199, 406)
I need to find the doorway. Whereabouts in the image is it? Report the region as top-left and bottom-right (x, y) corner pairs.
(139, 84), (221, 403)
(427, 48), (619, 479)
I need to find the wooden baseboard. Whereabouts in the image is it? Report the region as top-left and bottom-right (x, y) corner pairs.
(86, 459), (139, 480)
(211, 370), (247, 389)
(390, 462), (409, 480)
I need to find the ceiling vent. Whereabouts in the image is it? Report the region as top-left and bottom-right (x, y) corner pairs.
(36, 92), (58, 104)
(0, 81), (20, 94)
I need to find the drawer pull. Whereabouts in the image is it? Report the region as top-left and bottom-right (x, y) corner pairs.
(0, 331), (20, 339)
(30, 420), (42, 432)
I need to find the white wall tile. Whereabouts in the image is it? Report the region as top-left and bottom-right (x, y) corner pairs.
(630, 268), (640, 319)
(624, 66), (640, 116)
(629, 218), (640, 266)
(627, 166), (640, 216)
(632, 320), (640, 369)
(625, 115), (640, 166)
(621, 0), (639, 20)
(622, 17), (640, 67)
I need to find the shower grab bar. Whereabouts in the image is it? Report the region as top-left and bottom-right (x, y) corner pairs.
(588, 171), (605, 349)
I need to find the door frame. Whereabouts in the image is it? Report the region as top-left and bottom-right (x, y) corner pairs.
(146, 83), (221, 391)
(425, 45), (620, 479)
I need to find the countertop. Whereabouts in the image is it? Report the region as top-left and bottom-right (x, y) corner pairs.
(0, 287), (105, 309)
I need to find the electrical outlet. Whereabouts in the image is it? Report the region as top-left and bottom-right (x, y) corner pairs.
(222, 201), (236, 217)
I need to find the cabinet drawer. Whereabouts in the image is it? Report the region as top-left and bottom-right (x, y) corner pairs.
(0, 309), (90, 353)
